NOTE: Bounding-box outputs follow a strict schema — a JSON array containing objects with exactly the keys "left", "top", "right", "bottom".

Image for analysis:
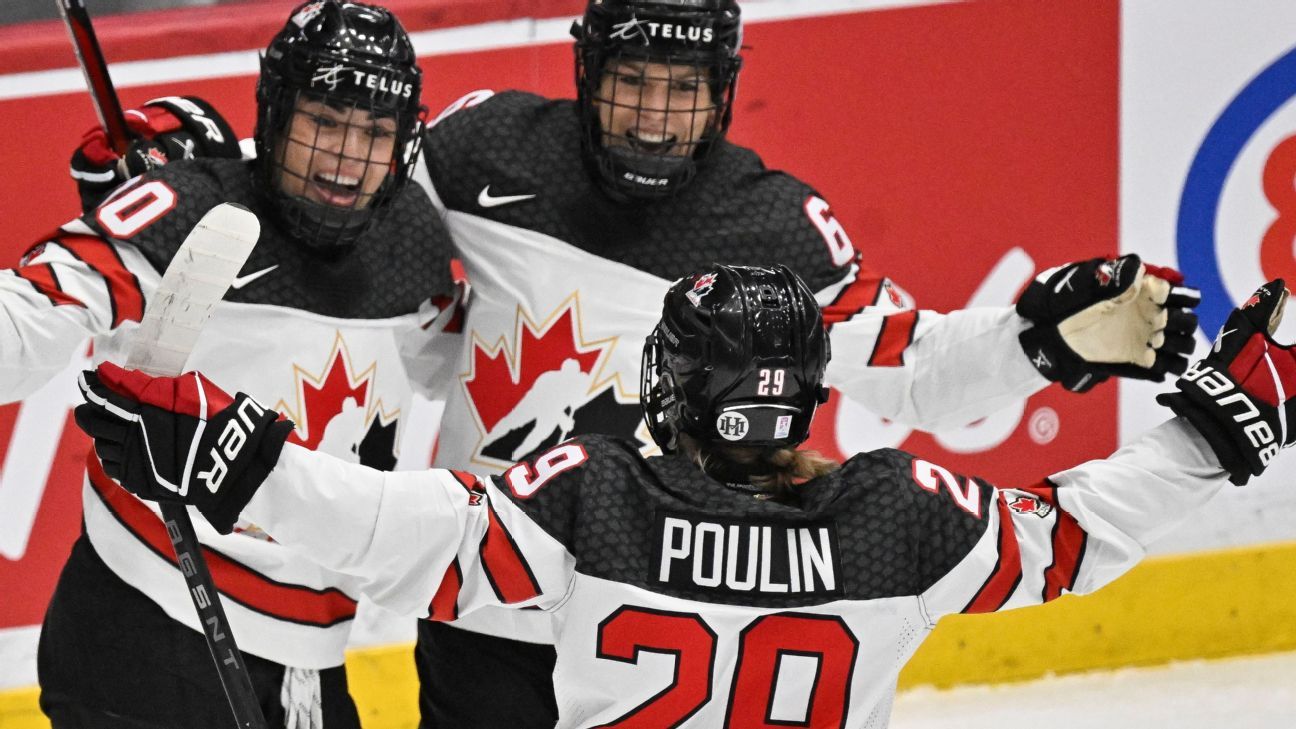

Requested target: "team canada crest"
[
  {"left": 1094, "top": 257, "right": 1126, "bottom": 287},
  {"left": 275, "top": 334, "right": 400, "bottom": 470},
  {"left": 462, "top": 295, "right": 643, "bottom": 466},
  {"left": 881, "top": 279, "right": 905, "bottom": 308},
  {"left": 685, "top": 272, "right": 718, "bottom": 307},
  {"left": 291, "top": 1, "right": 326, "bottom": 27},
  {"left": 1007, "top": 494, "right": 1053, "bottom": 518}
]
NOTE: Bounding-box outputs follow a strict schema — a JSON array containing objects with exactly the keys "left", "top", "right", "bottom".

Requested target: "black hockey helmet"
[
  {"left": 641, "top": 264, "right": 830, "bottom": 454},
  {"left": 572, "top": 0, "right": 743, "bottom": 201},
  {"left": 255, "top": 0, "right": 426, "bottom": 250}
]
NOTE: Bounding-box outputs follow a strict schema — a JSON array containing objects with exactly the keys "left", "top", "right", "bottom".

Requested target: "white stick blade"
[{"left": 126, "top": 202, "right": 261, "bottom": 377}]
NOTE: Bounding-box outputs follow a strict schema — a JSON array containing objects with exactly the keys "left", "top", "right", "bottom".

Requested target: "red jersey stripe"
[
  {"left": 57, "top": 234, "right": 144, "bottom": 327},
  {"left": 1043, "top": 509, "right": 1087, "bottom": 601},
  {"left": 16, "top": 264, "right": 85, "bottom": 307},
  {"left": 450, "top": 470, "right": 480, "bottom": 492},
  {"left": 868, "top": 310, "right": 919, "bottom": 367},
  {"left": 1017, "top": 481, "right": 1089, "bottom": 602},
  {"left": 822, "top": 265, "right": 883, "bottom": 327},
  {"left": 86, "top": 453, "right": 359, "bottom": 627},
  {"left": 423, "top": 260, "right": 469, "bottom": 333},
  {"left": 449, "top": 469, "right": 486, "bottom": 506},
  {"left": 427, "top": 559, "right": 463, "bottom": 622},
  {"left": 962, "top": 494, "right": 1023, "bottom": 614},
  {"left": 479, "top": 504, "right": 542, "bottom": 604}
]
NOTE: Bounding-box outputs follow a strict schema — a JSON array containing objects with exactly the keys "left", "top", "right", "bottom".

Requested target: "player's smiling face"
[
  {"left": 276, "top": 97, "right": 397, "bottom": 210},
  {"left": 595, "top": 59, "right": 716, "bottom": 158}
]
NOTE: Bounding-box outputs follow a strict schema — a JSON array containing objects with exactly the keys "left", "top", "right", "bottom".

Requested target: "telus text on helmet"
[
  {"left": 610, "top": 17, "right": 716, "bottom": 45},
  {"left": 309, "top": 64, "right": 414, "bottom": 98}
]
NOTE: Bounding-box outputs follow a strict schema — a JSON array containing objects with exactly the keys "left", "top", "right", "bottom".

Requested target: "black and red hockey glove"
[
  {"left": 74, "top": 362, "right": 294, "bottom": 533},
  {"left": 1158, "top": 280, "right": 1296, "bottom": 485},
  {"left": 1017, "top": 254, "right": 1201, "bottom": 392},
  {"left": 70, "top": 96, "right": 241, "bottom": 214}
]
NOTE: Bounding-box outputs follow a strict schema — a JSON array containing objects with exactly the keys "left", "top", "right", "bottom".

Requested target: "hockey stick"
[
  {"left": 125, "top": 203, "right": 268, "bottom": 729},
  {"left": 54, "top": 0, "right": 131, "bottom": 154},
  {"left": 55, "top": 5, "right": 267, "bottom": 722}
]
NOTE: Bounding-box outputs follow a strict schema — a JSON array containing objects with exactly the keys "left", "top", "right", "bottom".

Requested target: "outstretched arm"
[
  {"left": 917, "top": 280, "right": 1292, "bottom": 619},
  {"left": 821, "top": 255, "right": 1199, "bottom": 431},
  {"left": 242, "top": 444, "right": 574, "bottom": 619},
  {"left": 75, "top": 361, "right": 575, "bottom": 620},
  {"left": 824, "top": 293, "right": 1044, "bottom": 431},
  {"left": 0, "top": 219, "right": 158, "bottom": 402},
  {"left": 918, "top": 416, "right": 1225, "bottom": 619}
]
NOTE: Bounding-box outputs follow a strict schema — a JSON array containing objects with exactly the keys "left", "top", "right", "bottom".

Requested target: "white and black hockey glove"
[
  {"left": 1017, "top": 254, "right": 1201, "bottom": 393},
  {"left": 70, "top": 96, "right": 240, "bottom": 215},
  {"left": 1158, "top": 280, "right": 1296, "bottom": 486},
  {"left": 74, "top": 362, "right": 294, "bottom": 534}
]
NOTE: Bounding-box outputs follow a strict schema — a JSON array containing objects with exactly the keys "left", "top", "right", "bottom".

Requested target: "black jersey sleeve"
[
  {"left": 422, "top": 90, "right": 551, "bottom": 213},
  {"left": 484, "top": 434, "right": 622, "bottom": 550},
  {"left": 86, "top": 161, "right": 229, "bottom": 275}
]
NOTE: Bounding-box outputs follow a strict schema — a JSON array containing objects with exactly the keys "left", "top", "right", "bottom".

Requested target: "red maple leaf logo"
[
  {"left": 463, "top": 300, "right": 612, "bottom": 435},
  {"left": 1007, "top": 495, "right": 1053, "bottom": 518},
  {"left": 882, "top": 279, "right": 904, "bottom": 308},
  {"left": 276, "top": 334, "right": 394, "bottom": 452}
]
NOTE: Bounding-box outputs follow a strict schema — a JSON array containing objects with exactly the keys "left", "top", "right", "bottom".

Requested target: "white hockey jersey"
[
  {"left": 242, "top": 418, "right": 1227, "bottom": 727},
  {"left": 418, "top": 89, "right": 1045, "bottom": 476},
  {"left": 0, "top": 159, "right": 458, "bottom": 668},
  {"left": 414, "top": 91, "right": 1047, "bottom": 641}
]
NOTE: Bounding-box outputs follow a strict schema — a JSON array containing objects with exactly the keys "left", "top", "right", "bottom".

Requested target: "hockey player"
[
  {"left": 73, "top": 266, "right": 1294, "bottom": 729},
  {"left": 411, "top": 2, "right": 1201, "bottom": 723},
  {"left": 15, "top": 2, "right": 457, "bottom": 727},
  {"left": 67, "top": 1, "right": 1201, "bottom": 725}
]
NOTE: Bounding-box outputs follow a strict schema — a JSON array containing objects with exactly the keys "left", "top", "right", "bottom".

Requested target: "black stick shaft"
[
  {"left": 53, "top": 6, "right": 270, "bottom": 727},
  {"left": 161, "top": 503, "right": 269, "bottom": 729},
  {"left": 55, "top": 0, "right": 131, "bottom": 154}
]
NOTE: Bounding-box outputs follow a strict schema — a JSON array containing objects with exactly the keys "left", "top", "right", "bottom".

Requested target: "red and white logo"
[
  {"left": 291, "top": 1, "right": 326, "bottom": 27},
  {"left": 275, "top": 334, "right": 400, "bottom": 470},
  {"left": 881, "top": 279, "right": 905, "bottom": 309},
  {"left": 144, "top": 147, "right": 168, "bottom": 168},
  {"left": 1094, "top": 257, "right": 1124, "bottom": 287},
  {"left": 1007, "top": 494, "right": 1054, "bottom": 518},
  {"left": 462, "top": 296, "right": 641, "bottom": 467},
  {"left": 685, "top": 273, "right": 718, "bottom": 308}
]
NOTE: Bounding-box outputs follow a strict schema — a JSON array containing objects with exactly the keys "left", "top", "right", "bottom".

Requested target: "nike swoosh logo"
[
  {"left": 230, "top": 265, "right": 279, "bottom": 290},
  {"left": 478, "top": 185, "right": 536, "bottom": 208}
]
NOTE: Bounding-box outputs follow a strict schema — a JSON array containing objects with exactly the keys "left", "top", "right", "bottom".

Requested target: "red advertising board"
[{"left": 0, "top": 0, "right": 1118, "bottom": 643}]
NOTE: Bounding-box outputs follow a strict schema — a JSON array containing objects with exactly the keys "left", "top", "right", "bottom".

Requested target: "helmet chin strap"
[{"left": 596, "top": 141, "right": 700, "bottom": 201}]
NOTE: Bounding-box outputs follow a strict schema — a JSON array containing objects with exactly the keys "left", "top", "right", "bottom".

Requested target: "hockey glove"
[
  {"left": 70, "top": 96, "right": 240, "bottom": 214},
  {"left": 74, "top": 362, "right": 294, "bottom": 534},
  {"left": 1017, "top": 254, "right": 1201, "bottom": 392},
  {"left": 1158, "top": 280, "right": 1296, "bottom": 485}
]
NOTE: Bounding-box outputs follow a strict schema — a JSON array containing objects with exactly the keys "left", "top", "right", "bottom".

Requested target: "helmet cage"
[
  {"left": 574, "top": 0, "right": 742, "bottom": 201},
  {"left": 642, "top": 265, "right": 830, "bottom": 454},
  {"left": 255, "top": 1, "right": 426, "bottom": 250}
]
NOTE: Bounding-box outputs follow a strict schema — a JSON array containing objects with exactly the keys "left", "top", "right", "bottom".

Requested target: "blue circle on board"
[{"left": 1176, "top": 44, "right": 1296, "bottom": 336}]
